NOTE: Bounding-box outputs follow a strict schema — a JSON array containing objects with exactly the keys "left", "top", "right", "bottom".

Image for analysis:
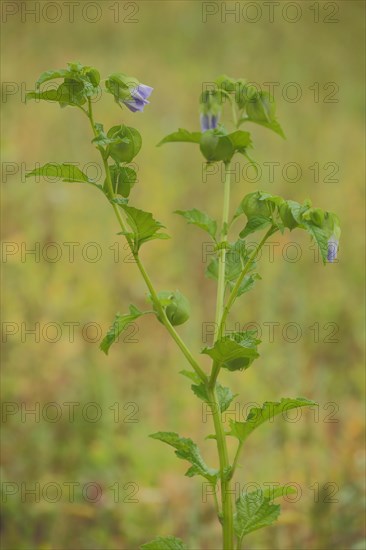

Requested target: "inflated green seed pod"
[
  {"left": 107, "top": 125, "right": 142, "bottom": 163},
  {"left": 199, "top": 130, "right": 234, "bottom": 163},
  {"left": 153, "top": 290, "right": 190, "bottom": 326}
]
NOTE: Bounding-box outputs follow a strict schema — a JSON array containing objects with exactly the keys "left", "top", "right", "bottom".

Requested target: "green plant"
[{"left": 26, "top": 64, "right": 341, "bottom": 550}]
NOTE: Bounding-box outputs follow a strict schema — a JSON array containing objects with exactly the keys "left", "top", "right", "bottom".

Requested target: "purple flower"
[
  {"left": 200, "top": 112, "right": 220, "bottom": 132},
  {"left": 327, "top": 236, "right": 339, "bottom": 262},
  {"left": 123, "top": 83, "right": 153, "bottom": 112}
]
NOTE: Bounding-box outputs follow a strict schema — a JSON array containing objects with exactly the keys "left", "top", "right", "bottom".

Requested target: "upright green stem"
[
  {"left": 209, "top": 161, "right": 234, "bottom": 549},
  {"left": 214, "top": 162, "right": 231, "bottom": 338}
]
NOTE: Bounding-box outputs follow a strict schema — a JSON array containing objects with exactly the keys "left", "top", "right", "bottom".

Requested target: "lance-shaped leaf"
[
  {"left": 150, "top": 431, "right": 219, "bottom": 483},
  {"left": 158, "top": 128, "right": 202, "bottom": 146},
  {"left": 229, "top": 397, "right": 317, "bottom": 443},
  {"left": 141, "top": 536, "right": 187, "bottom": 550},
  {"left": 202, "top": 332, "right": 260, "bottom": 372},
  {"left": 191, "top": 382, "right": 237, "bottom": 413},
  {"left": 234, "top": 486, "right": 296, "bottom": 541},
  {"left": 100, "top": 305, "right": 143, "bottom": 355},
  {"left": 175, "top": 208, "right": 217, "bottom": 240},
  {"left": 25, "top": 163, "right": 101, "bottom": 189},
  {"left": 119, "top": 205, "right": 170, "bottom": 251}
]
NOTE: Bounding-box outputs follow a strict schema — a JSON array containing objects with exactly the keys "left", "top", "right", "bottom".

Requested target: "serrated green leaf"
[
  {"left": 202, "top": 332, "right": 260, "bottom": 372},
  {"left": 141, "top": 536, "right": 187, "bottom": 550},
  {"left": 158, "top": 128, "right": 202, "bottom": 146},
  {"left": 35, "top": 68, "right": 70, "bottom": 87},
  {"left": 229, "top": 397, "right": 317, "bottom": 443},
  {"left": 119, "top": 205, "right": 170, "bottom": 251},
  {"left": 175, "top": 208, "right": 217, "bottom": 240},
  {"left": 25, "top": 163, "right": 101, "bottom": 188},
  {"left": 100, "top": 305, "right": 143, "bottom": 355},
  {"left": 191, "top": 383, "right": 237, "bottom": 413},
  {"left": 150, "top": 432, "right": 218, "bottom": 482},
  {"left": 28, "top": 63, "right": 99, "bottom": 108},
  {"left": 235, "top": 488, "right": 288, "bottom": 541}
]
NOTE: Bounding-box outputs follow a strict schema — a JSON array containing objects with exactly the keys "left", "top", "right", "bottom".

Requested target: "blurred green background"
[{"left": 1, "top": 1, "right": 365, "bottom": 549}]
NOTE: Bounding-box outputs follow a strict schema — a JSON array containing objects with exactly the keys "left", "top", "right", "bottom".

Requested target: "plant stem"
[
  {"left": 207, "top": 387, "right": 234, "bottom": 549},
  {"left": 214, "top": 162, "right": 231, "bottom": 339},
  {"left": 208, "top": 161, "right": 234, "bottom": 549}
]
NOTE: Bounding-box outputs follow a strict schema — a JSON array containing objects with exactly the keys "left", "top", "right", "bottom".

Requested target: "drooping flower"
[
  {"left": 327, "top": 235, "right": 339, "bottom": 262},
  {"left": 123, "top": 83, "right": 153, "bottom": 112},
  {"left": 200, "top": 90, "right": 221, "bottom": 132},
  {"left": 200, "top": 112, "right": 220, "bottom": 131}
]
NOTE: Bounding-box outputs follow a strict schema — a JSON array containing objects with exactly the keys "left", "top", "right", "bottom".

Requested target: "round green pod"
[
  {"left": 107, "top": 125, "right": 142, "bottom": 163},
  {"left": 153, "top": 290, "right": 190, "bottom": 326},
  {"left": 200, "top": 130, "right": 234, "bottom": 163}
]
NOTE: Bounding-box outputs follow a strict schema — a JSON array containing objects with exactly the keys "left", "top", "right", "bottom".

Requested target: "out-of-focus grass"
[{"left": 1, "top": 1, "right": 365, "bottom": 549}]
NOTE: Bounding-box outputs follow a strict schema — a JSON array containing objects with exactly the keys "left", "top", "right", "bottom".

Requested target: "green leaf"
[
  {"left": 303, "top": 222, "right": 329, "bottom": 263},
  {"left": 57, "top": 79, "right": 87, "bottom": 107},
  {"left": 141, "top": 536, "right": 187, "bottom": 550},
  {"left": 234, "top": 487, "right": 293, "bottom": 540},
  {"left": 25, "top": 163, "right": 101, "bottom": 188},
  {"left": 158, "top": 128, "right": 202, "bottom": 146},
  {"left": 246, "top": 117, "right": 285, "bottom": 139},
  {"left": 26, "top": 89, "right": 63, "bottom": 103},
  {"left": 229, "top": 397, "right": 317, "bottom": 443},
  {"left": 150, "top": 432, "right": 219, "bottom": 482},
  {"left": 191, "top": 383, "right": 237, "bottom": 413},
  {"left": 119, "top": 205, "right": 170, "bottom": 251},
  {"left": 227, "top": 130, "right": 252, "bottom": 152},
  {"left": 175, "top": 208, "right": 217, "bottom": 240},
  {"left": 35, "top": 68, "right": 70, "bottom": 87},
  {"left": 202, "top": 332, "right": 260, "bottom": 372},
  {"left": 28, "top": 63, "right": 100, "bottom": 108},
  {"left": 109, "top": 165, "right": 137, "bottom": 198},
  {"left": 179, "top": 370, "right": 201, "bottom": 384},
  {"left": 245, "top": 91, "right": 285, "bottom": 138},
  {"left": 236, "top": 273, "right": 262, "bottom": 297},
  {"left": 100, "top": 305, "right": 143, "bottom": 355}
]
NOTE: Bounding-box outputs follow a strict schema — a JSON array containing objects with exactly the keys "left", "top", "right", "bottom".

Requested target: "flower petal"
[
  {"left": 137, "top": 84, "right": 153, "bottom": 100},
  {"left": 200, "top": 114, "right": 210, "bottom": 132},
  {"left": 327, "top": 236, "right": 339, "bottom": 262}
]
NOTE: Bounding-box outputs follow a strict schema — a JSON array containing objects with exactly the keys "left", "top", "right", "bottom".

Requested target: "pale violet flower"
[
  {"left": 200, "top": 112, "right": 220, "bottom": 132},
  {"left": 327, "top": 235, "right": 339, "bottom": 262},
  {"left": 123, "top": 84, "right": 153, "bottom": 112}
]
